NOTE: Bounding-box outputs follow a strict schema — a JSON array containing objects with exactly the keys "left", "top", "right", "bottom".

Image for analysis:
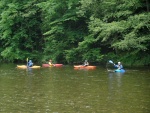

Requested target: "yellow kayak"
[{"left": 17, "top": 65, "right": 41, "bottom": 69}]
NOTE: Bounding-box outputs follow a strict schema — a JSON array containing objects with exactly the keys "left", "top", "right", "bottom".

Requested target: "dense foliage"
[{"left": 0, "top": 0, "right": 150, "bottom": 65}]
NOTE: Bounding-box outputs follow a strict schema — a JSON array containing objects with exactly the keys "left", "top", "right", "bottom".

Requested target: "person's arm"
[
  {"left": 120, "top": 65, "right": 123, "bottom": 69},
  {"left": 117, "top": 65, "right": 123, "bottom": 70},
  {"left": 83, "top": 62, "right": 86, "bottom": 66},
  {"left": 87, "top": 62, "right": 89, "bottom": 66},
  {"left": 49, "top": 62, "right": 52, "bottom": 65},
  {"left": 114, "top": 64, "right": 117, "bottom": 68}
]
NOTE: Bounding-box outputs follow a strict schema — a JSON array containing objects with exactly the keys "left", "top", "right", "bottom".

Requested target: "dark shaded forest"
[{"left": 0, "top": 0, "right": 150, "bottom": 66}]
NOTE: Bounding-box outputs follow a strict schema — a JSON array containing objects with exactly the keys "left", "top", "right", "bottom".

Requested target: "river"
[{"left": 0, "top": 63, "right": 149, "bottom": 113}]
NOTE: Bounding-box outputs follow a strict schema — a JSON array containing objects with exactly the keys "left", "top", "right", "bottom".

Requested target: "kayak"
[
  {"left": 74, "top": 65, "right": 96, "bottom": 70},
  {"left": 42, "top": 64, "right": 63, "bottom": 67},
  {"left": 54, "top": 64, "right": 63, "bottom": 67},
  {"left": 17, "top": 65, "right": 41, "bottom": 69},
  {"left": 115, "top": 69, "right": 125, "bottom": 73}
]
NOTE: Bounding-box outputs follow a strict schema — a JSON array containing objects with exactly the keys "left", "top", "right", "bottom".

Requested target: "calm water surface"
[{"left": 0, "top": 63, "right": 149, "bottom": 113}]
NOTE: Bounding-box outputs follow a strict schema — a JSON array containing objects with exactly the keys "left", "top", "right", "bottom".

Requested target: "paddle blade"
[
  {"left": 109, "top": 60, "right": 113, "bottom": 64},
  {"left": 26, "top": 58, "right": 28, "bottom": 62}
]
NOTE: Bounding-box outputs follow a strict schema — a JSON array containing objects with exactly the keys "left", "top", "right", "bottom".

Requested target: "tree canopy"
[{"left": 0, "top": 0, "right": 150, "bottom": 66}]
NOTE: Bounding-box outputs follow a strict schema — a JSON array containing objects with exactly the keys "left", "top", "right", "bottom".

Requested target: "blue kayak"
[{"left": 115, "top": 69, "right": 125, "bottom": 73}]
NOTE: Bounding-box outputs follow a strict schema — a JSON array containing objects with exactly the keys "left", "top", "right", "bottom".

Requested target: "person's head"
[
  {"left": 29, "top": 60, "right": 32, "bottom": 62},
  {"left": 118, "top": 62, "right": 121, "bottom": 65},
  {"left": 85, "top": 60, "right": 87, "bottom": 62},
  {"left": 49, "top": 59, "right": 52, "bottom": 62}
]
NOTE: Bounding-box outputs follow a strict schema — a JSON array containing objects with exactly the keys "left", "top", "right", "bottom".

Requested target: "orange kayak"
[
  {"left": 42, "top": 64, "right": 63, "bottom": 67},
  {"left": 74, "top": 65, "right": 96, "bottom": 70},
  {"left": 17, "top": 65, "right": 41, "bottom": 69}
]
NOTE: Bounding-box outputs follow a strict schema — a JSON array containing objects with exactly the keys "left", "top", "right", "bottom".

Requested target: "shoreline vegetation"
[{"left": 0, "top": 0, "right": 150, "bottom": 66}]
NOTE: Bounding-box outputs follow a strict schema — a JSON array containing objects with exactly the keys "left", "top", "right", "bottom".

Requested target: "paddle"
[
  {"left": 109, "top": 60, "right": 115, "bottom": 65},
  {"left": 107, "top": 60, "right": 115, "bottom": 72},
  {"left": 26, "top": 58, "right": 29, "bottom": 68}
]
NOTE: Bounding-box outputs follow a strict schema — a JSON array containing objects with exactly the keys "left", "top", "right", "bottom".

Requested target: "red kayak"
[
  {"left": 42, "top": 64, "right": 63, "bottom": 67},
  {"left": 74, "top": 65, "right": 96, "bottom": 70}
]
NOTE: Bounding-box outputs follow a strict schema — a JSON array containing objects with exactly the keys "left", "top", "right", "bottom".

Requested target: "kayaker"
[
  {"left": 28, "top": 60, "right": 33, "bottom": 67},
  {"left": 83, "top": 60, "right": 89, "bottom": 66},
  {"left": 114, "top": 62, "right": 123, "bottom": 70},
  {"left": 49, "top": 59, "right": 54, "bottom": 66}
]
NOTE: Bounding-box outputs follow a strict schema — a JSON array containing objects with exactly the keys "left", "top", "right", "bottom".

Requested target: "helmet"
[{"left": 118, "top": 62, "right": 121, "bottom": 64}]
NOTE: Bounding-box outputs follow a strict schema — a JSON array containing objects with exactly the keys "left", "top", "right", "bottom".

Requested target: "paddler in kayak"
[
  {"left": 83, "top": 60, "right": 89, "bottom": 66},
  {"left": 49, "top": 59, "right": 54, "bottom": 66},
  {"left": 114, "top": 62, "right": 123, "bottom": 70},
  {"left": 28, "top": 60, "right": 33, "bottom": 67}
]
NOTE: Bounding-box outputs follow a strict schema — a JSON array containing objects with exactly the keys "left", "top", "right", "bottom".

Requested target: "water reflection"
[
  {"left": 108, "top": 71, "right": 124, "bottom": 87},
  {"left": 26, "top": 69, "right": 33, "bottom": 92},
  {"left": 26, "top": 68, "right": 33, "bottom": 75},
  {"left": 0, "top": 64, "right": 150, "bottom": 112},
  {"left": 108, "top": 72, "right": 125, "bottom": 110}
]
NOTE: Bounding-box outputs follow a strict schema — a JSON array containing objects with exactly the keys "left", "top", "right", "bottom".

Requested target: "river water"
[{"left": 0, "top": 63, "right": 149, "bottom": 113}]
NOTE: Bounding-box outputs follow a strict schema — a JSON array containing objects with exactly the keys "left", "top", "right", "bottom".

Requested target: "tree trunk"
[{"left": 146, "top": 0, "right": 149, "bottom": 12}]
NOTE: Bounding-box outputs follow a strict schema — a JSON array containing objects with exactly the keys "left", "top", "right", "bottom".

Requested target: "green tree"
[
  {"left": 37, "top": 0, "right": 88, "bottom": 63},
  {"left": 0, "top": 0, "right": 43, "bottom": 62},
  {"left": 0, "top": 0, "right": 149, "bottom": 65},
  {"left": 78, "top": 0, "right": 150, "bottom": 65}
]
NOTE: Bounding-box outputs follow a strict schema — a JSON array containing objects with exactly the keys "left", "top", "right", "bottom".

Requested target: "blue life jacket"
[
  {"left": 114, "top": 64, "right": 123, "bottom": 69},
  {"left": 28, "top": 60, "right": 33, "bottom": 67}
]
